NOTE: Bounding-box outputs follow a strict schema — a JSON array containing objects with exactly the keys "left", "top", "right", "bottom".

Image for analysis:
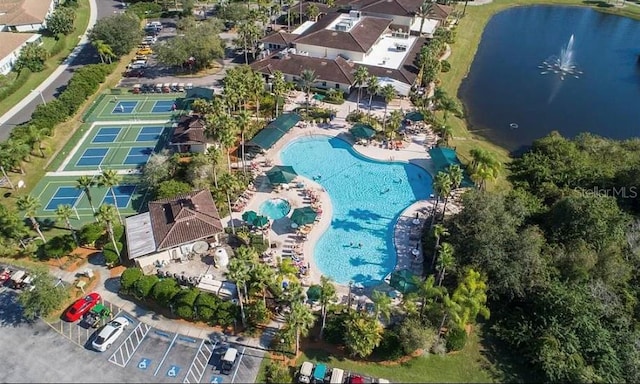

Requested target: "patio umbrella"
[
  {"left": 290, "top": 206, "right": 317, "bottom": 226},
  {"left": 306, "top": 284, "right": 322, "bottom": 302},
  {"left": 389, "top": 269, "right": 419, "bottom": 294},
  {"left": 242, "top": 210, "right": 257, "bottom": 223},
  {"left": 349, "top": 123, "right": 376, "bottom": 139},
  {"left": 405, "top": 111, "right": 424, "bottom": 122},
  {"left": 253, "top": 215, "right": 269, "bottom": 228},
  {"left": 266, "top": 165, "right": 298, "bottom": 185}
]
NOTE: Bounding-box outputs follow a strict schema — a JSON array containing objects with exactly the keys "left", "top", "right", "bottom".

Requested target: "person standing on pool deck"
[{"left": 171, "top": 103, "right": 177, "bottom": 111}]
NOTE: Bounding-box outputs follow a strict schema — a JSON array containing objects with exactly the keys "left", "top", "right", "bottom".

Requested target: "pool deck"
[{"left": 222, "top": 118, "right": 462, "bottom": 301}]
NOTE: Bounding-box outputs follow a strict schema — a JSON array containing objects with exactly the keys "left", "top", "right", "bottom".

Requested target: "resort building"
[
  {"left": 0, "top": 0, "right": 59, "bottom": 32},
  {"left": 124, "top": 189, "right": 224, "bottom": 273},
  {"left": 170, "top": 114, "right": 208, "bottom": 153},
  {"left": 0, "top": 31, "right": 41, "bottom": 75}
]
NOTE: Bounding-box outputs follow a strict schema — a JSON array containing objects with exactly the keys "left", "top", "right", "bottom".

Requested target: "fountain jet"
[{"left": 539, "top": 34, "right": 582, "bottom": 80}]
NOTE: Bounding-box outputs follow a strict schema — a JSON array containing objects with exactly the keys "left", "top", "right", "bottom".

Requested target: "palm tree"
[
  {"left": 430, "top": 171, "right": 452, "bottom": 228},
  {"left": 248, "top": 72, "right": 264, "bottom": 120},
  {"left": 219, "top": 116, "right": 239, "bottom": 172},
  {"left": 76, "top": 175, "right": 96, "bottom": 213},
  {"left": 469, "top": 149, "right": 501, "bottom": 190},
  {"left": 438, "top": 124, "right": 453, "bottom": 146},
  {"left": 93, "top": 40, "right": 114, "bottom": 64},
  {"left": 250, "top": 263, "right": 275, "bottom": 306},
  {"left": 298, "top": 69, "right": 317, "bottom": 115},
  {"left": 26, "top": 125, "right": 45, "bottom": 157},
  {"left": 449, "top": 269, "right": 490, "bottom": 330},
  {"left": 417, "top": 275, "right": 445, "bottom": 319},
  {"left": 306, "top": 3, "right": 320, "bottom": 21},
  {"left": 366, "top": 75, "right": 380, "bottom": 116},
  {"left": 318, "top": 276, "right": 336, "bottom": 340},
  {"left": 271, "top": 71, "right": 288, "bottom": 118},
  {"left": 431, "top": 224, "right": 449, "bottom": 269},
  {"left": 94, "top": 204, "right": 120, "bottom": 257},
  {"left": 436, "top": 242, "right": 454, "bottom": 287},
  {"left": 235, "top": 110, "right": 252, "bottom": 175},
  {"left": 227, "top": 256, "right": 250, "bottom": 326},
  {"left": 218, "top": 173, "right": 242, "bottom": 234},
  {"left": 0, "top": 150, "right": 15, "bottom": 190},
  {"left": 56, "top": 204, "right": 78, "bottom": 245},
  {"left": 437, "top": 173, "right": 453, "bottom": 223},
  {"left": 285, "top": 0, "right": 295, "bottom": 30},
  {"left": 284, "top": 301, "right": 315, "bottom": 355},
  {"left": 97, "top": 169, "right": 122, "bottom": 225},
  {"left": 417, "top": 0, "right": 434, "bottom": 36},
  {"left": 447, "top": 164, "right": 464, "bottom": 190},
  {"left": 371, "top": 290, "right": 392, "bottom": 323},
  {"left": 386, "top": 110, "right": 404, "bottom": 141},
  {"left": 16, "top": 195, "right": 45, "bottom": 242},
  {"left": 353, "top": 66, "right": 369, "bottom": 111},
  {"left": 205, "top": 147, "right": 221, "bottom": 188},
  {"left": 380, "top": 84, "right": 396, "bottom": 130}
]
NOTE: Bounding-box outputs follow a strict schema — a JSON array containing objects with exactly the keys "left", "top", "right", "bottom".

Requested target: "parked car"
[
  {"left": 92, "top": 316, "right": 129, "bottom": 351},
  {"left": 221, "top": 347, "right": 239, "bottom": 374},
  {"left": 348, "top": 375, "right": 365, "bottom": 384},
  {"left": 81, "top": 303, "right": 112, "bottom": 328},
  {"left": 136, "top": 47, "right": 153, "bottom": 56},
  {"left": 0, "top": 268, "right": 12, "bottom": 285},
  {"left": 298, "top": 362, "right": 314, "bottom": 384},
  {"left": 63, "top": 293, "right": 101, "bottom": 322},
  {"left": 124, "top": 68, "right": 145, "bottom": 78}
]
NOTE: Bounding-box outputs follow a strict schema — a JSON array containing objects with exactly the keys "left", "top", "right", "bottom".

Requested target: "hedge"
[
  {"left": 103, "top": 240, "right": 122, "bottom": 266},
  {"left": 0, "top": 69, "right": 31, "bottom": 101}
]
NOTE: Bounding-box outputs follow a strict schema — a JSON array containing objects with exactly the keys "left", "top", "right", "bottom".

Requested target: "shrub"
[
  {"left": 246, "top": 300, "right": 270, "bottom": 327},
  {"left": 134, "top": 274, "right": 159, "bottom": 300},
  {"left": 41, "top": 234, "right": 75, "bottom": 260},
  {"left": 120, "top": 267, "right": 143, "bottom": 295},
  {"left": 324, "top": 311, "right": 348, "bottom": 345},
  {"left": 212, "top": 300, "right": 238, "bottom": 327},
  {"left": 151, "top": 278, "right": 181, "bottom": 306},
  {"left": 265, "top": 360, "right": 292, "bottom": 384},
  {"left": 397, "top": 316, "right": 437, "bottom": 355},
  {"left": 373, "top": 328, "right": 404, "bottom": 360},
  {"left": 79, "top": 222, "right": 104, "bottom": 246},
  {"left": 446, "top": 327, "right": 467, "bottom": 351},
  {"left": 155, "top": 180, "right": 192, "bottom": 199},
  {"left": 440, "top": 60, "right": 451, "bottom": 73},
  {"left": 194, "top": 292, "right": 219, "bottom": 322},
  {"left": 103, "top": 241, "right": 122, "bottom": 266},
  {"left": 172, "top": 287, "right": 200, "bottom": 320}
]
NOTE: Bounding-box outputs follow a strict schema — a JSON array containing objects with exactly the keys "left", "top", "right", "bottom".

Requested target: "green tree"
[
  {"left": 227, "top": 256, "right": 250, "bottom": 325},
  {"left": 155, "top": 20, "right": 224, "bottom": 70},
  {"left": 469, "top": 148, "right": 501, "bottom": 190},
  {"left": 446, "top": 164, "right": 464, "bottom": 190},
  {"left": 25, "top": 125, "right": 46, "bottom": 157},
  {"left": 271, "top": 70, "right": 288, "bottom": 118},
  {"left": 236, "top": 110, "right": 251, "bottom": 174},
  {"left": 19, "top": 267, "right": 69, "bottom": 320},
  {"left": 0, "top": 203, "right": 28, "bottom": 241},
  {"left": 92, "top": 40, "right": 115, "bottom": 64},
  {"left": 250, "top": 262, "right": 275, "bottom": 306},
  {"left": 97, "top": 169, "right": 122, "bottom": 224},
  {"left": 0, "top": 150, "right": 16, "bottom": 190},
  {"left": 14, "top": 42, "right": 48, "bottom": 72},
  {"left": 237, "top": 21, "right": 261, "bottom": 63},
  {"left": 46, "top": 6, "right": 76, "bottom": 36},
  {"left": 380, "top": 84, "right": 396, "bottom": 130},
  {"left": 55, "top": 204, "right": 78, "bottom": 245},
  {"left": 156, "top": 180, "right": 192, "bottom": 199},
  {"left": 16, "top": 194, "right": 45, "bottom": 242},
  {"left": 398, "top": 316, "right": 437, "bottom": 354},
  {"left": 284, "top": 301, "right": 315, "bottom": 355},
  {"left": 431, "top": 224, "right": 449, "bottom": 269},
  {"left": 141, "top": 150, "right": 171, "bottom": 188},
  {"left": 366, "top": 75, "right": 379, "bottom": 115},
  {"left": 430, "top": 171, "right": 452, "bottom": 228},
  {"left": 449, "top": 269, "right": 490, "bottom": 330},
  {"left": 298, "top": 69, "right": 317, "bottom": 114},
  {"left": 343, "top": 311, "right": 383, "bottom": 358},
  {"left": 353, "top": 66, "right": 369, "bottom": 111},
  {"left": 318, "top": 276, "right": 336, "bottom": 339},
  {"left": 436, "top": 242, "right": 454, "bottom": 286},
  {"left": 88, "top": 13, "right": 142, "bottom": 57},
  {"left": 120, "top": 267, "right": 143, "bottom": 295},
  {"left": 205, "top": 147, "right": 221, "bottom": 188},
  {"left": 371, "top": 290, "right": 391, "bottom": 323},
  {"left": 218, "top": 172, "right": 242, "bottom": 233},
  {"left": 417, "top": 275, "right": 445, "bottom": 319},
  {"left": 76, "top": 175, "right": 96, "bottom": 213},
  {"left": 94, "top": 204, "right": 120, "bottom": 258}
]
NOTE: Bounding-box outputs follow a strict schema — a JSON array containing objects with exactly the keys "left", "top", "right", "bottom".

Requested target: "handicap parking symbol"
[
  {"left": 211, "top": 376, "right": 223, "bottom": 383},
  {"left": 167, "top": 365, "right": 181, "bottom": 377},
  {"left": 138, "top": 358, "right": 151, "bottom": 370}
]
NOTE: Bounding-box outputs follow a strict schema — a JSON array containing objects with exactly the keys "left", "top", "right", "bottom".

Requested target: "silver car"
[{"left": 92, "top": 316, "right": 129, "bottom": 352}]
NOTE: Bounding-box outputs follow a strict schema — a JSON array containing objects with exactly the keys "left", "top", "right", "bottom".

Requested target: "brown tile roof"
[
  {"left": 0, "top": 0, "right": 53, "bottom": 26},
  {"left": 251, "top": 53, "right": 355, "bottom": 85},
  {"left": 148, "top": 189, "right": 223, "bottom": 250},
  {"left": 428, "top": 3, "right": 453, "bottom": 21},
  {"left": 172, "top": 114, "right": 207, "bottom": 144},
  {"left": 339, "top": 0, "right": 452, "bottom": 19},
  {"left": 293, "top": 13, "right": 392, "bottom": 53},
  {"left": 0, "top": 31, "right": 37, "bottom": 59},
  {"left": 260, "top": 31, "right": 297, "bottom": 46}
]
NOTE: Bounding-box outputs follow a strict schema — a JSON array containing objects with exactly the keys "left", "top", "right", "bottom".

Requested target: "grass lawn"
[
  {"left": 0, "top": 0, "right": 91, "bottom": 116},
  {"left": 439, "top": 0, "right": 640, "bottom": 191}
]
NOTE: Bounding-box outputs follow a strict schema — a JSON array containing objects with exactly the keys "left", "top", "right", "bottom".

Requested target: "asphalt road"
[{"left": 0, "top": 0, "right": 121, "bottom": 140}]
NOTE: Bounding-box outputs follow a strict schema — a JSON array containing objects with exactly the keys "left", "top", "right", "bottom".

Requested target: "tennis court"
[
  {"left": 124, "top": 147, "right": 153, "bottom": 166},
  {"left": 76, "top": 148, "right": 108, "bottom": 167},
  {"left": 92, "top": 127, "right": 122, "bottom": 143},
  {"left": 44, "top": 187, "right": 82, "bottom": 210},
  {"left": 152, "top": 100, "right": 176, "bottom": 113},
  {"left": 112, "top": 101, "right": 138, "bottom": 114},
  {"left": 102, "top": 185, "right": 137, "bottom": 207},
  {"left": 136, "top": 126, "right": 165, "bottom": 142}
]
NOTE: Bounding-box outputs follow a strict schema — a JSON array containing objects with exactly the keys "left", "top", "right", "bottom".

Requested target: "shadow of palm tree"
[
  {"left": 331, "top": 218, "right": 364, "bottom": 232},
  {"left": 349, "top": 255, "right": 384, "bottom": 267},
  {"left": 348, "top": 208, "right": 383, "bottom": 222}
]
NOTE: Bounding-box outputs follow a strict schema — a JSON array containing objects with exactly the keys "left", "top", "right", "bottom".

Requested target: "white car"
[{"left": 92, "top": 316, "right": 129, "bottom": 352}]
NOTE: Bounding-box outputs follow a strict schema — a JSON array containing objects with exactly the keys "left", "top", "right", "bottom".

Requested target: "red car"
[{"left": 63, "top": 293, "right": 101, "bottom": 322}]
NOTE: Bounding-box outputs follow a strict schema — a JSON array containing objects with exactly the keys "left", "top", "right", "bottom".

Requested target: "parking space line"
[
  {"left": 108, "top": 322, "right": 150, "bottom": 367},
  {"left": 183, "top": 340, "right": 216, "bottom": 383},
  {"left": 154, "top": 333, "right": 178, "bottom": 376},
  {"left": 231, "top": 347, "right": 245, "bottom": 383}
]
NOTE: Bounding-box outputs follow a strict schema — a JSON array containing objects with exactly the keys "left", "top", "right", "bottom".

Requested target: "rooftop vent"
[{"left": 349, "top": 10, "right": 361, "bottom": 19}]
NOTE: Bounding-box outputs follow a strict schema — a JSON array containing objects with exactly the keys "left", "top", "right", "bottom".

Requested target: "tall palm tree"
[
  {"left": 299, "top": 69, "right": 317, "bottom": 115},
  {"left": 97, "top": 169, "right": 122, "bottom": 225},
  {"left": 285, "top": 0, "right": 295, "bottom": 30},
  {"left": 205, "top": 147, "right": 221, "bottom": 188},
  {"left": 55, "top": 204, "right": 78, "bottom": 245},
  {"left": 386, "top": 109, "right": 404, "bottom": 141},
  {"left": 436, "top": 242, "right": 454, "bottom": 287},
  {"left": 417, "top": 275, "right": 445, "bottom": 319},
  {"left": 284, "top": 301, "right": 315, "bottom": 355},
  {"left": 235, "top": 110, "right": 252, "bottom": 175},
  {"left": 431, "top": 224, "right": 449, "bottom": 269},
  {"left": 430, "top": 171, "right": 452, "bottom": 228},
  {"left": 93, "top": 40, "right": 114, "bottom": 64},
  {"left": 271, "top": 70, "right": 288, "bottom": 118},
  {"left": 95, "top": 204, "right": 120, "bottom": 257},
  {"left": 16, "top": 195, "right": 45, "bottom": 242},
  {"left": 0, "top": 150, "right": 16, "bottom": 190},
  {"left": 306, "top": 3, "right": 320, "bottom": 21},
  {"left": 227, "top": 256, "right": 250, "bottom": 326},
  {"left": 447, "top": 164, "right": 464, "bottom": 190},
  {"left": 76, "top": 175, "right": 96, "bottom": 213},
  {"left": 371, "top": 290, "right": 392, "bottom": 323},
  {"left": 438, "top": 173, "right": 453, "bottom": 223},
  {"left": 449, "top": 269, "right": 490, "bottom": 330},
  {"left": 248, "top": 72, "right": 264, "bottom": 120},
  {"left": 218, "top": 172, "right": 242, "bottom": 234},
  {"left": 318, "top": 276, "right": 336, "bottom": 340},
  {"left": 219, "top": 116, "right": 239, "bottom": 172},
  {"left": 469, "top": 148, "right": 501, "bottom": 191},
  {"left": 366, "top": 75, "right": 380, "bottom": 116},
  {"left": 353, "top": 66, "right": 369, "bottom": 111},
  {"left": 250, "top": 262, "right": 275, "bottom": 306},
  {"left": 380, "top": 84, "right": 396, "bottom": 130},
  {"left": 417, "top": 0, "right": 434, "bottom": 36}
]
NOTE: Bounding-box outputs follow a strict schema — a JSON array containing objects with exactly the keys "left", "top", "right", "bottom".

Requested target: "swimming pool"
[
  {"left": 260, "top": 198, "right": 291, "bottom": 220},
  {"left": 280, "top": 135, "right": 432, "bottom": 286}
]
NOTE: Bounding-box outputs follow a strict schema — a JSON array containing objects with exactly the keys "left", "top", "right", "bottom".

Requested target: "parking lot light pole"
[{"left": 32, "top": 89, "right": 46, "bottom": 105}]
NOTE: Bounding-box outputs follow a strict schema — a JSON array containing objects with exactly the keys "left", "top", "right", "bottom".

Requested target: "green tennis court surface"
[{"left": 83, "top": 93, "right": 188, "bottom": 122}]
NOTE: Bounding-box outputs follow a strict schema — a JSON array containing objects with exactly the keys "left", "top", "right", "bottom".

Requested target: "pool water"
[
  {"left": 280, "top": 136, "right": 432, "bottom": 286},
  {"left": 260, "top": 198, "right": 291, "bottom": 220}
]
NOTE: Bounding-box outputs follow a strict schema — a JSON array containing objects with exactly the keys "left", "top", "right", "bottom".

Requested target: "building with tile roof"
[
  {"left": 0, "top": 31, "right": 40, "bottom": 75},
  {"left": 170, "top": 114, "right": 208, "bottom": 153},
  {"left": 0, "top": 0, "right": 59, "bottom": 32}
]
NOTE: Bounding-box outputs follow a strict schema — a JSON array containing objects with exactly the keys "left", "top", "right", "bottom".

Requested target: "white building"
[
  {"left": 0, "top": 0, "right": 59, "bottom": 32},
  {"left": 0, "top": 31, "right": 41, "bottom": 75}
]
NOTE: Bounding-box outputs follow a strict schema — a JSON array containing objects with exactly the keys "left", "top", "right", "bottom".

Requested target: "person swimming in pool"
[{"left": 119, "top": 104, "right": 125, "bottom": 112}]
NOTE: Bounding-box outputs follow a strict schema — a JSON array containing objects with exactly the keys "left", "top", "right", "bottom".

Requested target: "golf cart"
[{"left": 82, "top": 303, "right": 111, "bottom": 328}]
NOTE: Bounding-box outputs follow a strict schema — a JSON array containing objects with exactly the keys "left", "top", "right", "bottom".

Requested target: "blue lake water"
[
  {"left": 280, "top": 135, "right": 432, "bottom": 286},
  {"left": 459, "top": 6, "right": 640, "bottom": 152}
]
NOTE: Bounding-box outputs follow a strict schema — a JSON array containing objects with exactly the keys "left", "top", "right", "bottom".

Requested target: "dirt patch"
[{"left": 110, "top": 265, "right": 126, "bottom": 278}]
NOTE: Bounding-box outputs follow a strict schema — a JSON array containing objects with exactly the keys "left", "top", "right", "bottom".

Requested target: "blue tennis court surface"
[
  {"left": 76, "top": 148, "right": 108, "bottom": 166},
  {"left": 152, "top": 100, "right": 175, "bottom": 113},
  {"left": 92, "top": 127, "right": 121, "bottom": 143},
  {"left": 112, "top": 101, "right": 137, "bottom": 114},
  {"left": 136, "top": 126, "right": 164, "bottom": 142},
  {"left": 124, "top": 147, "right": 153, "bottom": 165},
  {"left": 46, "top": 187, "right": 82, "bottom": 210},
  {"left": 102, "top": 185, "right": 136, "bottom": 207}
]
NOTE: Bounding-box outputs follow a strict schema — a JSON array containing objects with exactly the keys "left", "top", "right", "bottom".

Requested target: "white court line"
[
  {"left": 231, "top": 347, "right": 245, "bottom": 383},
  {"left": 154, "top": 332, "right": 178, "bottom": 376}
]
